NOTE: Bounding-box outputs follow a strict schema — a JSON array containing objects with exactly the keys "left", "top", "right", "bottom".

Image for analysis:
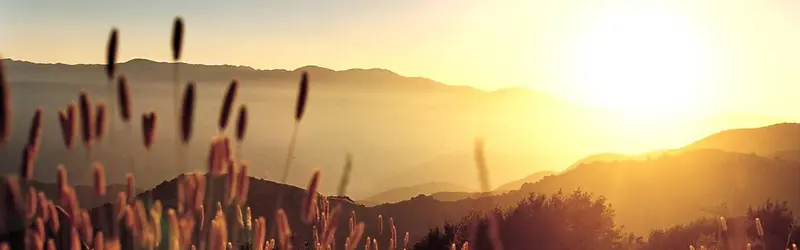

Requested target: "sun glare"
[{"left": 566, "top": 4, "right": 714, "bottom": 121}]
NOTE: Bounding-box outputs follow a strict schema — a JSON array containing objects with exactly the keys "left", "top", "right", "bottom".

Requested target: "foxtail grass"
[
  {"left": 95, "top": 102, "right": 107, "bottom": 143},
  {"left": 378, "top": 214, "right": 383, "bottom": 235},
  {"left": 140, "top": 110, "right": 157, "bottom": 204},
  {"left": 236, "top": 162, "right": 249, "bottom": 205},
  {"left": 180, "top": 82, "right": 196, "bottom": 144},
  {"left": 172, "top": 17, "right": 184, "bottom": 141},
  {"left": 21, "top": 142, "right": 36, "bottom": 183},
  {"left": 26, "top": 108, "right": 42, "bottom": 152},
  {"left": 57, "top": 105, "right": 75, "bottom": 150},
  {"left": 116, "top": 76, "right": 131, "bottom": 123},
  {"left": 472, "top": 137, "right": 504, "bottom": 250},
  {"left": 22, "top": 108, "right": 42, "bottom": 183},
  {"left": 219, "top": 80, "right": 238, "bottom": 132},
  {"left": 106, "top": 28, "right": 118, "bottom": 145},
  {"left": 337, "top": 153, "right": 353, "bottom": 197},
  {"left": 177, "top": 82, "right": 196, "bottom": 217},
  {"left": 403, "top": 232, "right": 409, "bottom": 249},
  {"left": 280, "top": 72, "right": 309, "bottom": 183},
  {"left": 142, "top": 111, "right": 156, "bottom": 150},
  {"left": 275, "top": 72, "right": 311, "bottom": 223},
  {"left": 78, "top": 91, "right": 94, "bottom": 163},
  {"left": 141, "top": 109, "right": 157, "bottom": 206},
  {"left": 172, "top": 19, "right": 185, "bottom": 202},
  {"left": 235, "top": 104, "right": 247, "bottom": 163},
  {"left": 346, "top": 222, "right": 364, "bottom": 250},
  {"left": 302, "top": 169, "right": 320, "bottom": 224}
]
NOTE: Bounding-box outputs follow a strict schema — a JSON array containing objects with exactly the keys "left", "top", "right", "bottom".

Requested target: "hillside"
[
  {"left": 359, "top": 182, "right": 473, "bottom": 206},
  {"left": 493, "top": 170, "right": 556, "bottom": 192},
  {"left": 682, "top": 123, "right": 800, "bottom": 155},
  {"left": 518, "top": 149, "right": 800, "bottom": 234},
  {"left": 562, "top": 149, "right": 677, "bottom": 173}
]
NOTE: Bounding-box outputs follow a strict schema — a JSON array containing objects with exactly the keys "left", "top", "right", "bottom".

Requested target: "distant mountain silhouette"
[
  {"left": 1, "top": 58, "right": 476, "bottom": 93},
  {"left": 493, "top": 170, "right": 556, "bottom": 192},
  {"left": 683, "top": 123, "right": 800, "bottom": 156},
  {"left": 562, "top": 149, "right": 677, "bottom": 173},
  {"left": 4, "top": 58, "right": 791, "bottom": 200},
  {"left": 359, "top": 182, "right": 473, "bottom": 206}
]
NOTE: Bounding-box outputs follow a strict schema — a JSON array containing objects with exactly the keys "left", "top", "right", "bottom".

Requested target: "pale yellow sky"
[{"left": 3, "top": 0, "right": 800, "bottom": 121}]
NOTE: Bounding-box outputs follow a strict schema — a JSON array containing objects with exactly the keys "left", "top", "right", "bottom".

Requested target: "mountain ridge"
[{"left": 2, "top": 58, "right": 492, "bottom": 92}]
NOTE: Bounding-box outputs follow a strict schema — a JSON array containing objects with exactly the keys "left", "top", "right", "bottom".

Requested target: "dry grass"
[
  {"left": 141, "top": 111, "right": 156, "bottom": 150},
  {"left": 181, "top": 82, "right": 196, "bottom": 144},
  {"left": 116, "top": 76, "right": 130, "bottom": 123},
  {"left": 78, "top": 91, "right": 93, "bottom": 148},
  {"left": 218, "top": 80, "right": 238, "bottom": 132}
]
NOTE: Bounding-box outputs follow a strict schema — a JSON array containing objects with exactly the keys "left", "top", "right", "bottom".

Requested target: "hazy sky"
[{"left": 4, "top": 0, "right": 800, "bottom": 120}]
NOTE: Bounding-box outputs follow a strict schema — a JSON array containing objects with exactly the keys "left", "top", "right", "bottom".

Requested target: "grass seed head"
[
  {"left": 237, "top": 161, "right": 249, "bottom": 205},
  {"left": 126, "top": 173, "right": 135, "bottom": 200},
  {"left": 66, "top": 103, "right": 77, "bottom": 144},
  {"left": 48, "top": 202, "right": 59, "bottom": 233},
  {"left": 80, "top": 210, "right": 93, "bottom": 243},
  {"left": 79, "top": 91, "right": 94, "bottom": 147},
  {"left": 302, "top": 169, "right": 321, "bottom": 224},
  {"left": 255, "top": 217, "right": 266, "bottom": 250},
  {"left": 180, "top": 82, "right": 195, "bottom": 144},
  {"left": 27, "top": 108, "right": 43, "bottom": 150},
  {"left": 56, "top": 165, "right": 68, "bottom": 194},
  {"left": 172, "top": 17, "right": 184, "bottom": 61},
  {"left": 37, "top": 192, "right": 48, "bottom": 221},
  {"left": 347, "top": 222, "right": 365, "bottom": 250},
  {"left": 95, "top": 102, "right": 107, "bottom": 141},
  {"left": 94, "top": 232, "right": 104, "bottom": 250},
  {"left": 338, "top": 153, "right": 353, "bottom": 197},
  {"left": 4, "top": 176, "right": 23, "bottom": 217},
  {"left": 235, "top": 105, "right": 247, "bottom": 142},
  {"left": 219, "top": 80, "right": 238, "bottom": 131},
  {"left": 106, "top": 28, "right": 118, "bottom": 80},
  {"left": 404, "top": 232, "right": 409, "bottom": 249},
  {"left": 755, "top": 218, "right": 764, "bottom": 237},
  {"left": 25, "top": 187, "right": 37, "bottom": 219},
  {"left": 141, "top": 111, "right": 157, "bottom": 150},
  {"left": 93, "top": 162, "right": 106, "bottom": 197},
  {"left": 21, "top": 143, "right": 37, "bottom": 181},
  {"left": 378, "top": 214, "right": 383, "bottom": 235},
  {"left": 295, "top": 72, "right": 309, "bottom": 121},
  {"left": 115, "top": 191, "right": 127, "bottom": 221},
  {"left": 276, "top": 208, "right": 292, "bottom": 250},
  {"left": 116, "top": 75, "right": 131, "bottom": 122},
  {"left": 58, "top": 107, "right": 75, "bottom": 149}
]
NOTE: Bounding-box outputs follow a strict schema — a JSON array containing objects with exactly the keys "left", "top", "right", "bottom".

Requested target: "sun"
[{"left": 565, "top": 3, "right": 714, "bottom": 121}]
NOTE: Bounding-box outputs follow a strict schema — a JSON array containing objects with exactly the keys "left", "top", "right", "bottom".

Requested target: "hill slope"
[
  {"left": 360, "top": 182, "right": 473, "bottom": 206},
  {"left": 519, "top": 149, "right": 800, "bottom": 234},
  {"left": 493, "top": 170, "right": 556, "bottom": 192},
  {"left": 683, "top": 123, "right": 800, "bottom": 155}
]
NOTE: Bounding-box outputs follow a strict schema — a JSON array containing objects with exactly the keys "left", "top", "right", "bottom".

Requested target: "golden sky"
[{"left": 3, "top": 0, "right": 800, "bottom": 122}]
